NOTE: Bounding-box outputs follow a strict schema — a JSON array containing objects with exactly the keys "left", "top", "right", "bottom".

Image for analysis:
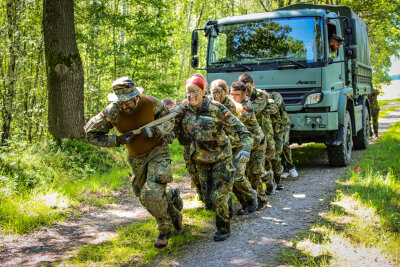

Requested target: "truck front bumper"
[{"left": 288, "top": 112, "right": 338, "bottom": 131}]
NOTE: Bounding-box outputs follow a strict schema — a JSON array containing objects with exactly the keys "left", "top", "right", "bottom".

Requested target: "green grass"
[
  {"left": 64, "top": 204, "right": 215, "bottom": 266},
  {"left": 278, "top": 121, "right": 400, "bottom": 266},
  {"left": 169, "top": 139, "right": 187, "bottom": 180},
  {"left": 0, "top": 139, "right": 128, "bottom": 234},
  {"left": 291, "top": 143, "right": 326, "bottom": 167},
  {"left": 0, "top": 138, "right": 188, "bottom": 234}
]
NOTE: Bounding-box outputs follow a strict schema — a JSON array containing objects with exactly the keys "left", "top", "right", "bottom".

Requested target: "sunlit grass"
[
  {"left": 64, "top": 198, "right": 215, "bottom": 266},
  {"left": 0, "top": 190, "right": 71, "bottom": 234},
  {"left": 379, "top": 99, "right": 400, "bottom": 118},
  {"left": 279, "top": 121, "right": 400, "bottom": 266}
]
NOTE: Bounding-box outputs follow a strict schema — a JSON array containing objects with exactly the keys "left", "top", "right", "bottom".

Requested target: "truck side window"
[{"left": 327, "top": 23, "right": 341, "bottom": 59}]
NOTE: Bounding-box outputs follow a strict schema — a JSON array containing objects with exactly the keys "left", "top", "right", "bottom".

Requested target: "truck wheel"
[
  {"left": 327, "top": 111, "right": 353, "bottom": 167},
  {"left": 353, "top": 106, "right": 370, "bottom": 150}
]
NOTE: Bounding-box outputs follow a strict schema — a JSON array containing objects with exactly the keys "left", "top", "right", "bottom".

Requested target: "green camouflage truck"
[{"left": 191, "top": 3, "right": 372, "bottom": 166}]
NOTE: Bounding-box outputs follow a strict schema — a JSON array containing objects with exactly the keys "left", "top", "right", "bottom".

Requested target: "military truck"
[{"left": 190, "top": 3, "right": 372, "bottom": 166}]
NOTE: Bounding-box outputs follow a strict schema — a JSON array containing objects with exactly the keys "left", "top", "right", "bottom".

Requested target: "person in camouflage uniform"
[
  {"left": 230, "top": 81, "right": 269, "bottom": 211},
  {"left": 368, "top": 87, "right": 380, "bottom": 137},
  {"left": 238, "top": 73, "right": 278, "bottom": 195},
  {"left": 175, "top": 76, "right": 253, "bottom": 241},
  {"left": 210, "top": 79, "right": 258, "bottom": 215},
  {"left": 268, "top": 91, "right": 288, "bottom": 190},
  {"left": 181, "top": 73, "right": 208, "bottom": 207},
  {"left": 84, "top": 77, "right": 184, "bottom": 249}
]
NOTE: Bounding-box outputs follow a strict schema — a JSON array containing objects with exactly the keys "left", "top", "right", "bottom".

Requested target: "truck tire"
[
  {"left": 353, "top": 106, "right": 370, "bottom": 150},
  {"left": 327, "top": 111, "right": 353, "bottom": 167}
]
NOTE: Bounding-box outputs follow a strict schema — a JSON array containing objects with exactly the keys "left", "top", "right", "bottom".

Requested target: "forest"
[
  {"left": 1, "top": 1, "right": 400, "bottom": 265},
  {"left": 0, "top": 0, "right": 399, "bottom": 145}
]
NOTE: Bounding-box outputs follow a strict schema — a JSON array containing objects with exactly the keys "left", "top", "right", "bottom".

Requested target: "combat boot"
[
  {"left": 214, "top": 231, "right": 230, "bottom": 242},
  {"left": 256, "top": 200, "right": 268, "bottom": 211},
  {"left": 154, "top": 232, "right": 171, "bottom": 248},
  {"left": 171, "top": 187, "right": 183, "bottom": 211},
  {"left": 266, "top": 183, "right": 277, "bottom": 195},
  {"left": 173, "top": 213, "right": 185, "bottom": 234},
  {"left": 246, "top": 195, "right": 258, "bottom": 214}
]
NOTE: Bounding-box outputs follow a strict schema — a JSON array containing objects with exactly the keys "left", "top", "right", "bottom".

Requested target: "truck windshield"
[{"left": 208, "top": 17, "right": 323, "bottom": 67}]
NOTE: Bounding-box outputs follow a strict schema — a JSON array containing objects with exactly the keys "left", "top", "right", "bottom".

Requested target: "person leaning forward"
[
  {"left": 238, "top": 73, "right": 278, "bottom": 195},
  {"left": 174, "top": 76, "right": 253, "bottom": 242},
  {"left": 84, "top": 77, "right": 184, "bottom": 249},
  {"left": 210, "top": 79, "right": 258, "bottom": 215}
]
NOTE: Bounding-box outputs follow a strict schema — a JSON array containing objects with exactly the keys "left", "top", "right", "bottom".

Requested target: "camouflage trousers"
[
  {"left": 232, "top": 148, "right": 258, "bottom": 209},
  {"left": 128, "top": 142, "right": 181, "bottom": 235},
  {"left": 281, "top": 126, "right": 295, "bottom": 171},
  {"left": 183, "top": 146, "right": 205, "bottom": 205},
  {"left": 245, "top": 143, "right": 268, "bottom": 204},
  {"left": 370, "top": 103, "right": 380, "bottom": 136},
  {"left": 195, "top": 157, "right": 234, "bottom": 234},
  {"left": 271, "top": 128, "right": 284, "bottom": 182}
]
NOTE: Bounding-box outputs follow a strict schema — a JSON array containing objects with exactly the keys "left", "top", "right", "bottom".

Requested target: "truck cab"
[{"left": 191, "top": 4, "right": 372, "bottom": 166}]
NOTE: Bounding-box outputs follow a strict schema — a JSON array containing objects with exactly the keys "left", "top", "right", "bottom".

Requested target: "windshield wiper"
[
  {"left": 211, "top": 59, "right": 253, "bottom": 71},
  {"left": 253, "top": 57, "right": 307, "bottom": 68},
  {"left": 287, "top": 59, "right": 306, "bottom": 68}
]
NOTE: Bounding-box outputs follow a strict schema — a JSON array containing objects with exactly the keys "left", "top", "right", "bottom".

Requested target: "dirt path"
[{"left": 1, "top": 104, "right": 399, "bottom": 266}]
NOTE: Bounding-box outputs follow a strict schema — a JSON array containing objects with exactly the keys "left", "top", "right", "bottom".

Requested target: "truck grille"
[{"left": 264, "top": 88, "right": 320, "bottom": 106}]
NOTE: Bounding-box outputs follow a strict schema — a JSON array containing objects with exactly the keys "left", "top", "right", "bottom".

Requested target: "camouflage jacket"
[
  {"left": 84, "top": 94, "right": 174, "bottom": 157},
  {"left": 239, "top": 98, "right": 265, "bottom": 148},
  {"left": 221, "top": 96, "right": 242, "bottom": 149},
  {"left": 175, "top": 97, "right": 253, "bottom": 163},
  {"left": 269, "top": 92, "right": 290, "bottom": 134},
  {"left": 249, "top": 88, "right": 278, "bottom": 138}
]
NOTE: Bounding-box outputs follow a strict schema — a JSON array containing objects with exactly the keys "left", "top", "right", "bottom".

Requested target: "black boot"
[
  {"left": 154, "top": 232, "right": 171, "bottom": 248},
  {"left": 214, "top": 231, "right": 230, "bottom": 242},
  {"left": 266, "top": 183, "right": 277, "bottom": 195}
]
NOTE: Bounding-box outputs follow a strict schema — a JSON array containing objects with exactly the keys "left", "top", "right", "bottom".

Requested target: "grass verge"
[
  {"left": 379, "top": 98, "right": 400, "bottom": 118},
  {"left": 0, "top": 139, "right": 185, "bottom": 235},
  {"left": 278, "top": 121, "right": 400, "bottom": 266},
  {"left": 63, "top": 201, "right": 215, "bottom": 266}
]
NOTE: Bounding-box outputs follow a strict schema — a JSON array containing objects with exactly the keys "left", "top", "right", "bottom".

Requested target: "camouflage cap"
[
  {"left": 107, "top": 77, "right": 140, "bottom": 102},
  {"left": 330, "top": 34, "right": 344, "bottom": 43}
]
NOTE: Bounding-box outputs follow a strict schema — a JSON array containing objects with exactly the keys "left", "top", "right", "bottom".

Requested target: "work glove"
[
  {"left": 116, "top": 132, "right": 135, "bottom": 145},
  {"left": 141, "top": 126, "right": 163, "bottom": 138},
  {"left": 235, "top": 150, "right": 250, "bottom": 164}
]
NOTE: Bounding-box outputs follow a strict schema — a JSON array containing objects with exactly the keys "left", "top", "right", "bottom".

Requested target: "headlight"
[{"left": 305, "top": 93, "right": 322, "bottom": 105}]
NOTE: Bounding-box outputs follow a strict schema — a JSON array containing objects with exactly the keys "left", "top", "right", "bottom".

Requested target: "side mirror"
[
  {"left": 191, "top": 57, "right": 199, "bottom": 68},
  {"left": 191, "top": 31, "right": 199, "bottom": 56},
  {"left": 345, "top": 47, "right": 357, "bottom": 59},
  {"left": 344, "top": 18, "right": 357, "bottom": 45}
]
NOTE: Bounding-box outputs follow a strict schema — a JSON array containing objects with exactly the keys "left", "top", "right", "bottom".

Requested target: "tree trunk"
[
  {"left": 43, "top": 0, "right": 85, "bottom": 139},
  {"left": 1, "top": 0, "right": 19, "bottom": 145}
]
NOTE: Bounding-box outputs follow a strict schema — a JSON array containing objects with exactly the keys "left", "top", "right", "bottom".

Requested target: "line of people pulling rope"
[{"left": 84, "top": 73, "right": 298, "bottom": 248}]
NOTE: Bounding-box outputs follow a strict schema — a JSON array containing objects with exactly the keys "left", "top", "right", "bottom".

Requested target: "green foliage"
[
  {"left": 0, "top": 139, "right": 126, "bottom": 192},
  {"left": 0, "top": 139, "right": 128, "bottom": 234}
]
